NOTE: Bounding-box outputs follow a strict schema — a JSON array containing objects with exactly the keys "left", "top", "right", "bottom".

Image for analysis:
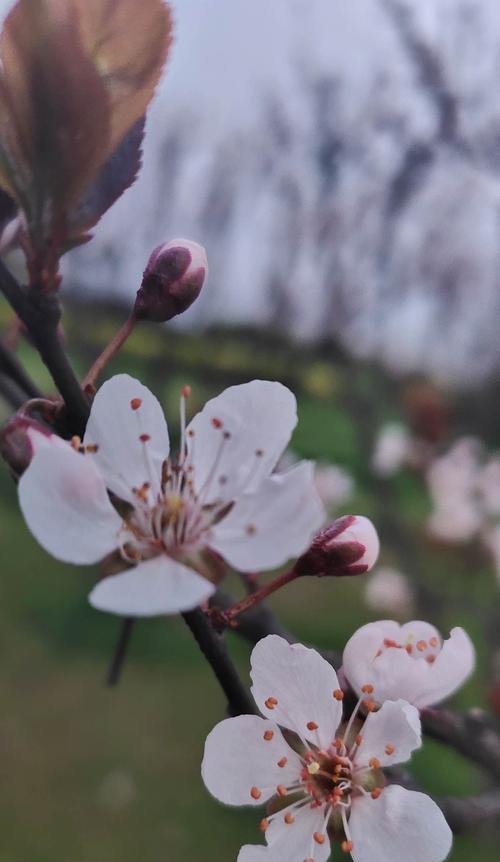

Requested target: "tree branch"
[
  {"left": 0, "top": 259, "right": 89, "bottom": 433},
  {"left": 422, "top": 707, "right": 500, "bottom": 782},
  {"left": 182, "top": 608, "right": 256, "bottom": 716},
  {"left": 0, "top": 339, "right": 41, "bottom": 399}
]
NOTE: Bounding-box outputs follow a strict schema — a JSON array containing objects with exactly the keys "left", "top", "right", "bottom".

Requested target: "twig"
[
  {"left": 210, "top": 590, "right": 341, "bottom": 667},
  {"left": 82, "top": 314, "right": 137, "bottom": 390},
  {"left": 182, "top": 608, "right": 256, "bottom": 716},
  {"left": 0, "top": 339, "right": 41, "bottom": 399},
  {"left": 0, "top": 259, "right": 89, "bottom": 433},
  {"left": 106, "top": 617, "right": 136, "bottom": 686},
  {"left": 210, "top": 566, "right": 298, "bottom": 626},
  {"left": 0, "top": 373, "right": 25, "bottom": 409}
]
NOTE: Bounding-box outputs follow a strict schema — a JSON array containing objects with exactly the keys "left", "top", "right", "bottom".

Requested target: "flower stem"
[
  {"left": 213, "top": 566, "right": 298, "bottom": 625},
  {"left": 182, "top": 608, "right": 256, "bottom": 715},
  {"left": 82, "top": 314, "right": 137, "bottom": 390},
  {"left": 107, "top": 617, "right": 136, "bottom": 686}
]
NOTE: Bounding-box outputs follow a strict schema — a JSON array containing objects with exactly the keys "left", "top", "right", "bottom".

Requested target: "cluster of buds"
[
  {"left": 134, "top": 239, "right": 208, "bottom": 322},
  {"left": 296, "top": 515, "right": 380, "bottom": 577}
]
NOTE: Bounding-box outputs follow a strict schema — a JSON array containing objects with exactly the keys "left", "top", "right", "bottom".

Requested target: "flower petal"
[
  {"left": 83, "top": 374, "right": 169, "bottom": 502},
  {"left": 355, "top": 700, "right": 421, "bottom": 769},
  {"left": 250, "top": 635, "right": 342, "bottom": 749},
  {"left": 18, "top": 446, "right": 121, "bottom": 564},
  {"left": 88, "top": 555, "right": 214, "bottom": 616},
  {"left": 210, "top": 462, "right": 324, "bottom": 571},
  {"left": 186, "top": 380, "right": 297, "bottom": 504},
  {"left": 266, "top": 803, "right": 331, "bottom": 862},
  {"left": 410, "top": 627, "right": 475, "bottom": 709},
  {"left": 349, "top": 785, "right": 452, "bottom": 862},
  {"left": 201, "top": 715, "right": 301, "bottom": 806},
  {"left": 342, "top": 621, "right": 475, "bottom": 708},
  {"left": 237, "top": 804, "right": 331, "bottom": 862}
]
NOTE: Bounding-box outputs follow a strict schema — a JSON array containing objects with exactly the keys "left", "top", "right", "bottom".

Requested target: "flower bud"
[
  {"left": 134, "top": 238, "right": 208, "bottom": 322},
  {"left": 0, "top": 406, "right": 66, "bottom": 477},
  {"left": 295, "top": 515, "right": 380, "bottom": 577}
]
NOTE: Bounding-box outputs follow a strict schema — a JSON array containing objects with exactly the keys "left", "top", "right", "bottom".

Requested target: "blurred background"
[{"left": 1, "top": 0, "right": 500, "bottom": 860}]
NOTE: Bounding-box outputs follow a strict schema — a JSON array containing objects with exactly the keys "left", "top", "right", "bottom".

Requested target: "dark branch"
[
  {"left": 422, "top": 707, "right": 500, "bottom": 782},
  {"left": 211, "top": 590, "right": 341, "bottom": 667},
  {"left": 439, "top": 790, "right": 500, "bottom": 833},
  {"left": 0, "top": 259, "right": 89, "bottom": 433},
  {"left": 0, "top": 373, "right": 25, "bottom": 409},
  {"left": 182, "top": 608, "right": 256, "bottom": 716},
  {"left": 107, "top": 617, "right": 136, "bottom": 686},
  {"left": 0, "top": 339, "right": 41, "bottom": 399}
]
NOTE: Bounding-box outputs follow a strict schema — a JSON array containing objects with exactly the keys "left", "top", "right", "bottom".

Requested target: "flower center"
[{"left": 116, "top": 388, "right": 234, "bottom": 566}]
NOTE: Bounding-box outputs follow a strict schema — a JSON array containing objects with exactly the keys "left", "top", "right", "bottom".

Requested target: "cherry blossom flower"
[
  {"left": 202, "top": 635, "right": 452, "bottom": 862},
  {"left": 18, "top": 375, "right": 324, "bottom": 617},
  {"left": 342, "top": 620, "right": 475, "bottom": 709}
]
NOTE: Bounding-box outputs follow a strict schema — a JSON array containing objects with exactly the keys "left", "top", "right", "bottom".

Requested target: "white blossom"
[
  {"left": 343, "top": 620, "right": 475, "bottom": 709},
  {"left": 18, "top": 375, "right": 324, "bottom": 616},
  {"left": 202, "top": 635, "right": 452, "bottom": 862}
]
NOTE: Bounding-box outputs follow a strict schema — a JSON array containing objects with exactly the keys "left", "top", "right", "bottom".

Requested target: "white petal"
[
  {"left": 83, "top": 374, "right": 169, "bottom": 502},
  {"left": 201, "top": 715, "right": 301, "bottom": 806},
  {"left": 18, "top": 446, "right": 121, "bottom": 564},
  {"left": 342, "top": 621, "right": 417, "bottom": 703},
  {"left": 237, "top": 805, "right": 331, "bottom": 862},
  {"left": 355, "top": 700, "right": 421, "bottom": 769},
  {"left": 349, "top": 785, "right": 452, "bottom": 862},
  {"left": 186, "top": 380, "right": 297, "bottom": 504},
  {"left": 342, "top": 621, "right": 475, "bottom": 708},
  {"left": 251, "top": 635, "right": 342, "bottom": 749},
  {"left": 210, "top": 462, "right": 324, "bottom": 571},
  {"left": 237, "top": 847, "right": 267, "bottom": 862},
  {"left": 266, "top": 804, "right": 331, "bottom": 862},
  {"left": 410, "top": 627, "right": 475, "bottom": 709},
  {"left": 89, "top": 555, "right": 214, "bottom": 616}
]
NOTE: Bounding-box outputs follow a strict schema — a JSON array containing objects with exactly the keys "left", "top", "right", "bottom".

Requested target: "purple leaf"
[{"left": 69, "top": 117, "right": 145, "bottom": 239}]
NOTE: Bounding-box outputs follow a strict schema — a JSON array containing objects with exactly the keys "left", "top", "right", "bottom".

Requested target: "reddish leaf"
[
  {"left": 0, "top": 0, "right": 110, "bottom": 219},
  {"left": 75, "top": 0, "right": 173, "bottom": 157}
]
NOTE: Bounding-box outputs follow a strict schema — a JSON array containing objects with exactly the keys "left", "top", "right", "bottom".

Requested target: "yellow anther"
[{"left": 307, "top": 761, "right": 320, "bottom": 775}]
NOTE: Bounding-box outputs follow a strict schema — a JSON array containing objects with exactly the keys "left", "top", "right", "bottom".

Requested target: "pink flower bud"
[
  {"left": 295, "top": 515, "right": 380, "bottom": 577},
  {"left": 134, "top": 238, "right": 208, "bottom": 322},
  {"left": 0, "top": 411, "right": 66, "bottom": 477}
]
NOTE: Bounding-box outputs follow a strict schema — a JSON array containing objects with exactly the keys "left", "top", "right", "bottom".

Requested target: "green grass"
[{"left": 0, "top": 318, "right": 499, "bottom": 860}]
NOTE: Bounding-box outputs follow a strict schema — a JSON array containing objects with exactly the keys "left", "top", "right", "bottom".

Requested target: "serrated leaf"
[
  {"left": 69, "top": 116, "right": 145, "bottom": 239},
  {"left": 75, "top": 0, "right": 173, "bottom": 157}
]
